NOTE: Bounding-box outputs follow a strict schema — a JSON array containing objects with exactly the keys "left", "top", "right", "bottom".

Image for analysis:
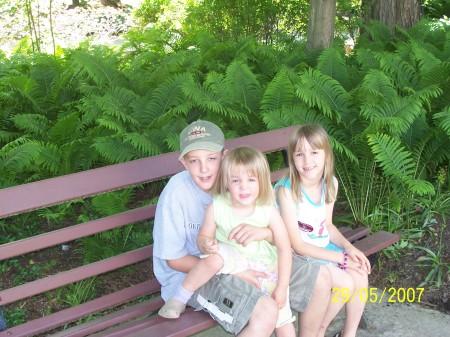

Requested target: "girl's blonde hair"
[
  {"left": 284, "top": 124, "right": 336, "bottom": 204},
  {"left": 214, "top": 146, "right": 275, "bottom": 206}
]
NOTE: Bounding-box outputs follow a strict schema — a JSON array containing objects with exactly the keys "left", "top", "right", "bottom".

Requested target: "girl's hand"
[
  {"left": 228, "top": 224, "right": 272, "bottom": 246},
  {"left": 271, "top": 286, "right": 287, "bottom": 309},
  {"left": 345, "top": 245, "right": 371, "bottom": 274},
  {"left": 203, "top": 239, "right": 219, "bottom": 254}
]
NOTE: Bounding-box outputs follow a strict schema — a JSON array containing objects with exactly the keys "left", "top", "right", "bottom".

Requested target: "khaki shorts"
[
  {"left": 187, "top": 253, "right": 320, "bottom": 334},
  {"left": 188, "top": 273, "right": 263, "bottom": 334},
  {"left": 289, "top": 253, "right": 320, "bottom": 312}
]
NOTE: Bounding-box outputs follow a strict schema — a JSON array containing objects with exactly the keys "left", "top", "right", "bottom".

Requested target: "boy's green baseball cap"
[{"left": 179, "top": 120, "right": 225, "bottom": 159}]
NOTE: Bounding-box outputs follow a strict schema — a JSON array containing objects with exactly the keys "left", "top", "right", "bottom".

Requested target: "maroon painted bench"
[{"left": 0, "top": 126, "right": 399, "bottom": 337}]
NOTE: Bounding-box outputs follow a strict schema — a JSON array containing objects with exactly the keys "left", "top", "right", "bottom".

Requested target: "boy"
[{"left": 152, "top": 120, "right": 331, "bottom": 336}]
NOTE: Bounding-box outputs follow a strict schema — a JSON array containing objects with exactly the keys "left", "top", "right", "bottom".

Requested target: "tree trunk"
[
  {"left": 362, "top": 0, "right": 420, "bottom": 30},
  {"left": 306, "top": 0, "right": 336, "bottom": 51}
]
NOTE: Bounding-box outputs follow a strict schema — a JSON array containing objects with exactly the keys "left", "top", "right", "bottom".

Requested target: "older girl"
[{"left": 275, "top": 124, "right": 371, "bottom": 337}]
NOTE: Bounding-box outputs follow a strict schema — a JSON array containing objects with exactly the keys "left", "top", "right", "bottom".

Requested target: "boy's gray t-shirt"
[{"left": 153, "top": 170, "right": 212, "bottom": 301}]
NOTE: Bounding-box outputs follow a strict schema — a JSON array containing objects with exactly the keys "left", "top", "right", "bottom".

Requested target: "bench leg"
[{"left": 368, "top": 252, "right": 380, "bottom": 270}]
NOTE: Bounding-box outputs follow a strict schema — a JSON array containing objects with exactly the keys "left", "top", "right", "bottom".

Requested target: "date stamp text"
[{"left": 331, "top": 287, "right": 425, "bottom": 303}]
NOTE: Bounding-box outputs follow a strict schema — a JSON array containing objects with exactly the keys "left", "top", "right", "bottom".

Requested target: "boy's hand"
[{"left": 203, "top": 239, "right": 218, "bottom": 254}]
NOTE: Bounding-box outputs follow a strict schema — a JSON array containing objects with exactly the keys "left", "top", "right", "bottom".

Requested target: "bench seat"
[{"left": 0, "top": 126, "right": 399, "bottom": 337}]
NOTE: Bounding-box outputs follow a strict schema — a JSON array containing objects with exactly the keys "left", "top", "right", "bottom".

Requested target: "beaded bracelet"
[{"left": 338, "top": 250, "right": 348, "bottom": 271}]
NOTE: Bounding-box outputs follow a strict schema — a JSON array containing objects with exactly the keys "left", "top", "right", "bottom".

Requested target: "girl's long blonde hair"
[
  {"left": 214, "top": 146, "right": 275, "bottom": 206},
  {"left": 284, "top": 124, "right": 336, "bottom": 204}
]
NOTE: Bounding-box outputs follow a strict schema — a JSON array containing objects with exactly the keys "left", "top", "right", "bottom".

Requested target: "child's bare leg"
[
  {"left": 159, "top": 254, "right": 223, "bottom": 319},
  {"left": 318, "top": 266, "right": 354, "bottom": 337},
  {"left": 341, "top": 269, "right": 368, "bottom": 337},
  {"left": 182, "top": 253, "right": 224, "bottom": 291},
  {"left": 275, "top": 322, "right": 296, "bottom": 337},
  {"left": 297, "top": 265, "right": 331, "bottom": 336},
  {"left": 238, "top": 295, "right": 278, "bottom": 337}
]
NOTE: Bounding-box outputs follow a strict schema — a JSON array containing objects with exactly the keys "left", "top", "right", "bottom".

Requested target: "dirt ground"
[{"left": 369, "top": 228, "right": 450, "bottom": 313}]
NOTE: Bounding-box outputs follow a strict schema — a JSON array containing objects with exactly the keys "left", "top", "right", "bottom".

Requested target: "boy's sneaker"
[{"left": 158, "top": 299, "right": 186, "bottom": 319}]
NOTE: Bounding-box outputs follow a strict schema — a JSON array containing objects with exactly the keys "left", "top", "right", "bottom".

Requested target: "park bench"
[{"left": 0, "top": 126, "right": 399, "bottom": 337}]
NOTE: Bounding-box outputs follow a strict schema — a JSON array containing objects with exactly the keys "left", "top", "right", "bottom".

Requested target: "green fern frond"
[
  {"left": 367, "top": 133, "right": 434, "bottom": 196},
  {"left": 60, "top": 139, "right": 98, "bottom": 173},
  {"left": 413, "top": 131, "right": 450, "bottom": 179},
  {"left": 296, "top": 68, "right": 351, "bottom": 122},
  {"left": 93, "top": 136, "right": 139, "bottom": 164},
  {"left": 317, "top": 47, "right": 349, "bottom": 89},
  {"left": 91, "top": 189, "right": 134, "bottom": 217},
  {"left": 377, "top": 52, "right": 417, "bottom": 89},
  {"left": 355, "top": 48, "right": 380, "bottom": 72},
  {"left": 362, "top": 20, "right": 395, "bottom": 45},
  {"left": 411, "top": 41, "right": 442, "bottom": 73},
  {"left": 0, "top": 131, "right": 21, "bottom": 144},
  {"left": 79, "top": 95, "right": 103, "bottom": 127},
  {"left": 1, "top": 75, "right": 43, "bottom": 113},
  {"left": 407, "top": 84, "right": 443, "bottom": 107},
  {"left": 123, "top": 132, "right": 161, "bottom": 156},
  {"left": 359, "top": 69, "right": 397, "bottom": 101},
  {"left": 29, "top": 55, "right": 64, "bottom": 105},
  {"left": 367, "top": 133, "right": 416, "bottom": 177},
  {"left": 97, "top": 116, "right": 127, "bottom": 134},
  {"left": 433, "top": 106, "right": 450, "bottom": 137},
  {"left": 35, "top": 142, "right": 62, "bottom": 175},
  {"left": 165, "top": 132, "right": 181, "bottom": 153},
  {"left": 11, "top": 113, "right": 50, "bottom": 136},
  {"left": 0, "top": 141, "right": 42, "bottom": 172},
  {"left": 50, "top": 113, "right": 82, "bottom": 145},
  {"left": 70, "top": 50, "right": 126, "bottom": 87},
  {"left": 329, "top": 135, "right": 358, "bottom": 164},
  {"left": 224, "top": 60, "right": 262, "bottom": 111},
  {"left": 95, "top": 86, "right": 139, "bottom": 128},
  {"left": 182, "top": 80, "right": 249, "bottom": 122},
  {"left": 145, "top": 73, "right": 194, "bottom": 124},
  {"left": 404, "top": 179, "right": 435, "bottom": 196},
  {"left": 262, "top": 104, "right": 330, "bottom": 130},
  {"left": 182, "top": 82, "right": 227, "bottom": 114},
  {"left": 360, "top": 97, "right": 422, "bottom": 136},
  {"left": 260, "top": 70, "right": 295, "bottom": 111}
]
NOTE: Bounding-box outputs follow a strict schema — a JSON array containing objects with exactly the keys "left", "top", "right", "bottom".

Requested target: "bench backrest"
[{"left": 0, "top": 126, "right": 297, "bottom": 336}]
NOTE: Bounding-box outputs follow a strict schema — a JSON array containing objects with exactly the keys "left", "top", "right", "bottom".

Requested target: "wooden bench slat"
[
  {"left": 49, "top": 296, "right": 164, "bottom": 337},
  {"left": 0, "top": 127, "right": 296, "bottom": 219},
  {"left": 86, "top": 312, "right": 169, "bottom": 337},
  {"left": 341, "top": 227, "right": 372, "bottom": 242},
  {"left": 270, "top": 168, "right": 289, "bottom": 183},
  {"left": 0, "top": 280, "right": 159, "bottom": 337},
  {"left": 353, "top": 231, "right": 400, "bottom": 256},
  {"left": 0, "top": 206, "right": 154, "bottom": 260},
  {"left": 0, "top": 247, "right": 152, "bottom": 306},
  {"left": 122, "top": 307, "right": 217, "bottom": 337}
]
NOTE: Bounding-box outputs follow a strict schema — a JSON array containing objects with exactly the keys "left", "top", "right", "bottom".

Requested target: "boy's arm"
[{"left": 167, "top": 255, "right": 200, "bottom": 273}]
